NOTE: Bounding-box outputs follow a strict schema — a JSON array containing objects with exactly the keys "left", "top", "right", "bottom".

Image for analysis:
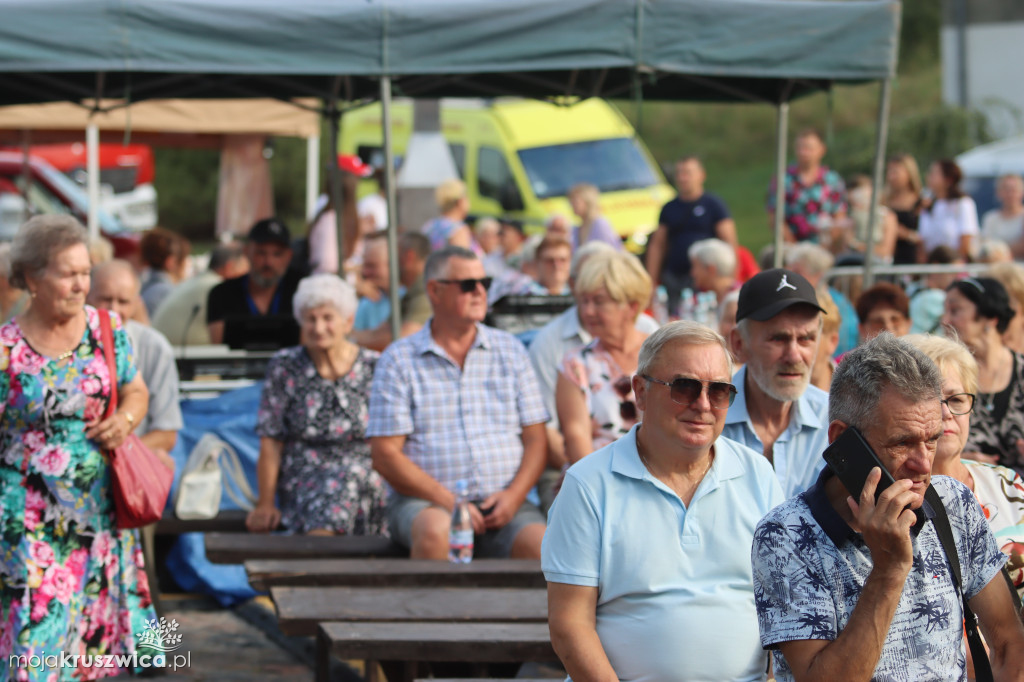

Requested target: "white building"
[{"left": 942, "top": 0, "right": 1024, "bottom": 139}]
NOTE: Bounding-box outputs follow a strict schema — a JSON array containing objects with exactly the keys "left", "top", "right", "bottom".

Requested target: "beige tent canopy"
[{"left": 0, "top": 99, "right": 322, "bottom": 236}]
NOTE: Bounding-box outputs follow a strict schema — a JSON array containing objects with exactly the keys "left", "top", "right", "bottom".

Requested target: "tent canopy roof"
[{"left": 0, "top": 0, "right": 900, "bottom": 106}]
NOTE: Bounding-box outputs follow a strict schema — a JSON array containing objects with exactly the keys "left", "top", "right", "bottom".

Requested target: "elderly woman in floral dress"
[
  {"left": 247, "top": 274, "right": 387, "bottom": 535},
  {"left": 0, "top": 215, "right": 159, "bottom": 680}
]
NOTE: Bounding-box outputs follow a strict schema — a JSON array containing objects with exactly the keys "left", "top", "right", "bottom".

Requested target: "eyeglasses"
[
  {"left": 436, "top": 277, "right": 492, "bottom": 293},
  {"left": 641, "top": 374, "right": 737, "bottom": 410},
  {"left": 941, "top": 392, "right": 975, "bottom": 416}
]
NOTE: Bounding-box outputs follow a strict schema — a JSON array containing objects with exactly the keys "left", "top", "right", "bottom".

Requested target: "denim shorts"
[{"left": 387, "top": 492, "right": 546, "bottom": 558}]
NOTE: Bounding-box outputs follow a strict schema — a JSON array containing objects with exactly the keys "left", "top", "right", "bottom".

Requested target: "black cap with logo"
[
  {"left": 736, "top": 268, "right": 825, "bottom": 323},
  {"left": 247, "top": 217, "right": 291, "bottom": 248}
]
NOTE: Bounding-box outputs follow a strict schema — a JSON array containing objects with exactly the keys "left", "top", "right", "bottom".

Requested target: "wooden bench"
[
  {"left": 154, "top": 509, "right": 250, "bottom": 535},
  {"left": 317, "top": 622, "right": 556, "bottom": 682},
  {"left": 205, "top": 532, "right": 407, "bottom": 564},
  {"left": 246, "top": 558, "right": 544, "bottom": 591},
  {"left": 272, "top": 586, "right": 548, "bottom": 637}
]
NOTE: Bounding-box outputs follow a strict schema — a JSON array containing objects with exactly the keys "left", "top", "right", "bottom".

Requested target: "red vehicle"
[
  {"left": 0, "top": 151, "right": 139, "bottom": 257},
  {"left": 1, "top": 143, "right": 157, "bottom": 232}
]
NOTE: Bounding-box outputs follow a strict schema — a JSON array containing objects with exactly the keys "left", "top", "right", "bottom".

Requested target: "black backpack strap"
[{"left": 925, "top": 485, "right": 993, "bottom": 682}]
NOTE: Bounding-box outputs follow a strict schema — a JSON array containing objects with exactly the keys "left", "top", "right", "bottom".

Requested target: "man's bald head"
[{"left": 88, "top": 259, "right": 141, "bottom": 321}]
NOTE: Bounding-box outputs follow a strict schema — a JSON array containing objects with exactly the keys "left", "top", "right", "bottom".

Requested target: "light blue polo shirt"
[
  {"left": 723, "top": 365, "right": 830, "bottom": 499},
  {"left": 542, "top": 426, "right": 784, "bottom": 682}
]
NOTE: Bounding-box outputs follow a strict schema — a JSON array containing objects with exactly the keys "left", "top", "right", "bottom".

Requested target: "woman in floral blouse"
[
  {"left": 0, "top": 216, "right": 159, "bottom": 680},
  {"left": 557, "top": 251, "right": 652, "bottom": 465},
  {"left": 247, "top": 274, "right": 387, "bottom": 536}
]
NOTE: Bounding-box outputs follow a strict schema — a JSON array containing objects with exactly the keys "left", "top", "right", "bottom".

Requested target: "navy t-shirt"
[{"left": 658, "top": 193, "right": 730, "bottom": 276}]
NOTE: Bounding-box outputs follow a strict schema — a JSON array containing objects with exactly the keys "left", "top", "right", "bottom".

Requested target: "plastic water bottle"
[
  {"left": 679, "top": 288, "right": 695, "bottom": 321},
  {"left": 449, "top": 480, "right": 474, "bottom": 564},
  {"left": 653, "top": 286, "right": 669, "bottom": 324}
]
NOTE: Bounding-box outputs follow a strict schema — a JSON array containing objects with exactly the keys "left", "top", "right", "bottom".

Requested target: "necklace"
[
  {"left": 56, "top": 345, "right": 78, "bottom": 361},
  {"left": 639, "top": 449, "right": 714, "bottom": 483}
]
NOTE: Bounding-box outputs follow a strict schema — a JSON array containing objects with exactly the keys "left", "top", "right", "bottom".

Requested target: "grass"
[{"left": 618, "top": 64, "right": 950, "bottom": 256}]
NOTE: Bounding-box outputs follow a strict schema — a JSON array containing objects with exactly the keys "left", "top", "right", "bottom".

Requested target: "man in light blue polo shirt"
[
  {"left": 724, "top": 268, "right": 830, "bottom": 498},
  {"left": 542, "top": 321, "right": 784, "bottom": 681}
]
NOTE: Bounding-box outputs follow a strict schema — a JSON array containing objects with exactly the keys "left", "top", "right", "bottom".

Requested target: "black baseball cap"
[
  {"left": 247, "top": 218, "right": 291, "bottom": 248},
  {"left": 736, "top": 268, "right": 825, "bottom": 323}
]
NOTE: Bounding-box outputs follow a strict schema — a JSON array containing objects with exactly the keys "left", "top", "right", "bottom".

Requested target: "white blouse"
[{"left": 918, "top": 196, "right": 979, "bottom": 253}]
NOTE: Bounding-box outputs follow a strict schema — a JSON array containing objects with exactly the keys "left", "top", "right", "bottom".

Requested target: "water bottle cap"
[{"left": 454, "top": 479, "right": 469, "bottom": 494}]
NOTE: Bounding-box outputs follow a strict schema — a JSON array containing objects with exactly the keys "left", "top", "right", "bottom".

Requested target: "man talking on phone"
[{"left": 752, "top": 333, "right": 1024, "bottom": 681}]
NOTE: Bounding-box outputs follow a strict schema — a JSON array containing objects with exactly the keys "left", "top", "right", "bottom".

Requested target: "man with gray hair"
[
  {"left": 368, "top": 246, "right": 549, "bottom": 559},
  {"left": 543, "top": 321, "right": 784, "bottom": 681},
  {"left": 752, "top": 333, "right": 1024, "bottom": 681},
  {"left": 724, "top": 268, "right": 830, "bottom": 498},
  {"left": 785, "top": 242, "right": 858, "bottom": 355},
  {"left": 689, "top": 237, "right": 738, "bottom": 304}
]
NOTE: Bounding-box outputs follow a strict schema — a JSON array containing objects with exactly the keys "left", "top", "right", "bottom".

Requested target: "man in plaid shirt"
[{"left": 368, "top": 246, "right": 549, "bottom": 559}]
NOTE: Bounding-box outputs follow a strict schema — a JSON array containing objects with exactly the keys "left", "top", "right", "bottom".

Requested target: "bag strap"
[
  {"left": 217, "top": 439, "right": 257, "bottom": 510},
  {"left": 925, "top": 485, "right": 993, "bottom": 682},
  {"left": 97, "top": 309, "right": 118, "bottom": 420}
]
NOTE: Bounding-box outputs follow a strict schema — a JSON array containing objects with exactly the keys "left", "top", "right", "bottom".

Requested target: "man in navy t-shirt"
[{"left": 646, "top": 156, "right": 736, "bottom": 315}]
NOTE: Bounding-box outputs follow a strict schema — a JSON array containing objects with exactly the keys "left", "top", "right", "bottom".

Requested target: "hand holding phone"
[{"left": 823, "top": 427, "right": 926, "bottom": 532}]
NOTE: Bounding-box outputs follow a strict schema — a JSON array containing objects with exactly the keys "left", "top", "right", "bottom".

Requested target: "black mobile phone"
[
  {"left": 471, "top": 500, "right": 494, "bottom": 517},
  {"left": 823, "top": 426, "right": 926, "bottom": 531}
]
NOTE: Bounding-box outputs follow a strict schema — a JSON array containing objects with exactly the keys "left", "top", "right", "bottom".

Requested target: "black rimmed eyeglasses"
[
  {"left": 941, "top": 393, "right": 975, "bottom": 416},
  {"left": 641, "top": 375, "right": 737, "bottom": 410},
  {"left": 436, "top": 277, "right": 493, "bottom": 293}
]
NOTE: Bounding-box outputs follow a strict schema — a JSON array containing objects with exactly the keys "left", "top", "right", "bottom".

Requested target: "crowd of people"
[{"left": 3, "top": 127, "right": 1024, "bottom": 679}]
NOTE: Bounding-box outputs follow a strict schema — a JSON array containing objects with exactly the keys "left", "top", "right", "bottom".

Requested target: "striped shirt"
[{"left": 367, "top": 321, "right": 549, "bottom": 498}]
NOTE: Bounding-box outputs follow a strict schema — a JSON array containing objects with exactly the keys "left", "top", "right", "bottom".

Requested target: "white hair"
[
  {"left": 474, "top": 216, "right": 500, "bottom": 237},
  {"left": 637, "top": 320, "right": 733, "bottom": 378},
  {"left": 785, "top": 242, "right": 834, "bottom": 278},
  {"left": 292, "top": 273, "right": 357, "bottom": 321},
  {"left": 977, "top": 238, "right": 1012, "bottom": 263},
  {"left": 688, "top": 238, "right": 737, "bottom": 278},
  {"left": 717, "top": 288, "right": 740, "bottom": 324},
  {"left": 522, "top": 234, "right": 544, "bottom": 263},
  {"left": 570, "top": 240, "right": 616, "bottom": 280}
]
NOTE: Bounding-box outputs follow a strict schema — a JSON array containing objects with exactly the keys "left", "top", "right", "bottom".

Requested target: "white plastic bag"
[{"left": 174, "top": 433, "right": 257, "bottom": 520}]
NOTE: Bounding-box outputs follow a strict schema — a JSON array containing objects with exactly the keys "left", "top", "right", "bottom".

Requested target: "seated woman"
[
  {"left": 557, "top": 250, "right": 652, "bottom": 465},
  {"left": 247, "top": 273, "right": 387, "bottom": 535},
  {"left": 906, "top": 333, "right": 1024, "bottom": 597}
]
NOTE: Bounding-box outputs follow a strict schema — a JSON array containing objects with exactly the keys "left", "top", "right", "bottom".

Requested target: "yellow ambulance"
[{"left": 340, "top": 97, "right": 675, "bottom": 252}]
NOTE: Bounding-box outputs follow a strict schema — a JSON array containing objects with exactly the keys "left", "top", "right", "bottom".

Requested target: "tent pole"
[
  {"left": 327, "top": 104, "right": 346, "bottom": 275},
  {"left": 772, "top": 101, "right": 789, "bottom": 268},
  {"left": 381, "top": 76, "right": 401, "bottom": 343},
  {"left": 863, "top": 77, "right": 893, "bottom": 288},
  {"left": 306, "top": 134, "right": 320, "bottom": 221},
  {"left": 86, "top": 122, "right": 100, "bottom": 240}
]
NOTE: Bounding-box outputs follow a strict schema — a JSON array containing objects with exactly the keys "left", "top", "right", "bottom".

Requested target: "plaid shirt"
[{"left": 367, "top": 321, "right": 549, "bottom": 498}]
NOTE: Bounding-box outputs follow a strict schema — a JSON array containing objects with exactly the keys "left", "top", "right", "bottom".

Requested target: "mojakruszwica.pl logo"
[{"left": 8, "top": 617, "right": 191, "bottom": 673}]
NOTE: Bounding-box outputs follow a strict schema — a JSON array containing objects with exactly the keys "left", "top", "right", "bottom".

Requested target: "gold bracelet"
[{"left": 122, "top": 411, "right": 135, "bottom": 427}]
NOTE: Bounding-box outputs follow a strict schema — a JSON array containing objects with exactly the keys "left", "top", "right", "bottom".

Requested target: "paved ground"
[{"left": 151, "top": 594, "right": 564, "bottom": 681}]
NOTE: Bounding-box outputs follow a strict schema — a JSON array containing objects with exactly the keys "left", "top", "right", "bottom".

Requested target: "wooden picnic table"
[
  {"left": 246, "top": 558, "right": 544, "bottom": 591},
  {"left": 272, "top": 586, "right": 548, "bottom": 637},
  {"left": 316, "top": 622, "right": 557, "bottom": 682},
  {"left": 204, "top": 532, "right": 406, "bottom": 563}
]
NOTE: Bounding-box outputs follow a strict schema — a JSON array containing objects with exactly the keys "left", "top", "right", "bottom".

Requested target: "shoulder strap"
[
  {"left": 925, "top": 485, "right": 993, "bottom": 682},
  {"left": 217, "top": 440, "right": 257, "bottom": 510},
  {"left": 98, "top": 309, "right": 118, "bottom": 420}
]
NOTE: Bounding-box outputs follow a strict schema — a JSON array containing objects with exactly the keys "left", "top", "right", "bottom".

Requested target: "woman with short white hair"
[{"left": 248, "top": 273, "right": 387, "bottom": 535}]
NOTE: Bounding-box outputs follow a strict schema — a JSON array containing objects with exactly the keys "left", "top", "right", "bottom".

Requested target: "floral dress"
[
  {"left": 558, "top": 339, "right": 640, "bottom": 451},
  {"left": 963, "top": 460, "right": 1024, "bottom": 598},
  {"left": 0, "top": 306, "right": 160, "bottom": 681},
  {"left": 256, "top": 346, "right": 388, "bottom": 535}
]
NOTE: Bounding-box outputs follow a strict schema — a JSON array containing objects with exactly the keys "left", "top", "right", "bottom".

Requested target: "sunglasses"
[
  {"left": 612, "top": 375, "right": 638, "bottom": 422},
  {"left": 641, "top": 374, "right": 737, "bottom": 410},
  {"left": 437, "top": 277, "right": 492, "bottom": 293},
  {"left": 941, "top": 392, "right": 975, "bottom": 416}
]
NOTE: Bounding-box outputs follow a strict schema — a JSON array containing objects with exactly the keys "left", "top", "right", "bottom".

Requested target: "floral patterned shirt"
[
  {"left": 767, "top": 164, "right": 847, "bottom": 242},
  {"left": 558, "top": 339, "right": 640, "bottom": 452}
]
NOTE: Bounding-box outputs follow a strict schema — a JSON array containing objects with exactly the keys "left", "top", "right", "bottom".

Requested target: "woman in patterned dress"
[
  {"left": 246, "top": 274, "right": 387, "bottom": 536},
  {"left": 0, "top": 215, "right": 159, "bottom": 680},
  {"left": 556, "top": 251, "right": 652, "bottom": 465}
]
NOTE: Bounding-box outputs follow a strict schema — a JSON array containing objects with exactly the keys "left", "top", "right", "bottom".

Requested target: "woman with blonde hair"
[
  {"left": 567, "top": 183, "right": 623, "bottom": 252},
  {"left": 422, "top": 179, "right": 475, "bottom": 252},
  {"left": 884, "top": 153, "right": 925, "bottom": 264},
  {"left": 557, "top": 251, "right": 652, "bottom": 464},
  {"left": 905, "top": 333, "right": 1024, "bottom": 597}
]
